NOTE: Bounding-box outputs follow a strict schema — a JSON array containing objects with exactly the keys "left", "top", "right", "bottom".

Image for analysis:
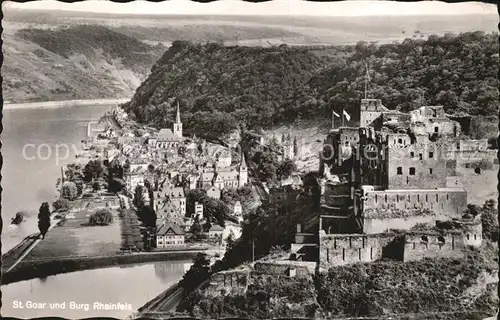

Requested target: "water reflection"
[{"left": 2, "top": 261, "right": 190, "bottom": 319}]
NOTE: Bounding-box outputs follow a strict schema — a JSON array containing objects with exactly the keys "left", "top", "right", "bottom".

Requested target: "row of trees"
[{"left": 133, "top": 185, "right": 157, "bottom": 229}]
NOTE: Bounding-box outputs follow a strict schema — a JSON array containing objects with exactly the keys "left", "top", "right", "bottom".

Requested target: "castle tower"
[
  {"left": 239, "top": 153, "right": 248, "bottom": 187},
  {"left": 293, "top": 136, "right": 301, "bottom": 158},
  {"left": 283, "top": 134, "right": 295, "bottom": 160},
  {"left": 173, "top": 102, "right": 183, "bottom": 138}
]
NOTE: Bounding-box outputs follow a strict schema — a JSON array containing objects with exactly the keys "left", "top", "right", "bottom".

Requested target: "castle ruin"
[{"left": 292, "top": 99, "right": 484, "bottom": 268}]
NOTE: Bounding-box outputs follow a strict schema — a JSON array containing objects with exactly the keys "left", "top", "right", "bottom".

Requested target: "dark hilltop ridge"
[{"left": 122, "top": 32, "right": 498, "bottom": 142}]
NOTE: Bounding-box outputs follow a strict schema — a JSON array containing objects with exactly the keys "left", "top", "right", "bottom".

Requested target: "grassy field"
[{"left": 23, "top": 203, "right": 122, "bottom": 260}]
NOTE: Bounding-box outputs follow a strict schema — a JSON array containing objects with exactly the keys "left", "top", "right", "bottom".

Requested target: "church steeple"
[
  {"left": 240, "top": 153, "right": 247, "bottom": 170},
  {"left": 175, "top": 102, "right": 181, "bottom": 124},
  {"left": 173, "top": 102, "right": 183, "bottom": 138},
  {"left": 239, "top": 153, "right": 248, "bottom": 187}
]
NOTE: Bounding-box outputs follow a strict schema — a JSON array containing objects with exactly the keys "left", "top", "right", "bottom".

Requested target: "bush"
[
  {"left": 88, "top": 209, "right": 113, "bottom": 226},
  {"left": 53, "top": 198, "right": 70, "bottom": 212},
  {"left": 481, "top": 199, "right": 499, "bottom": 240},
  {"left": 466, "top": 159, "right": 494, "bottom": 170},
  {"left": 61, "top": 181, "right": 78, "bottom": 200}
]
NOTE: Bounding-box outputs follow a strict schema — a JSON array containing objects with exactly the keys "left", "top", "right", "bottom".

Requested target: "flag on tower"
[
  {"left": 332, "top": 110, "right": 340, "bottom": 118},
  {"left": 343, "top": 110, "right": 351, "bottom": 122}
]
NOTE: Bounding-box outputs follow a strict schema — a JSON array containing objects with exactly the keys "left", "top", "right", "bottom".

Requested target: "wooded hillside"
[{"left": 123, "top": 32, "right": 498, "bottom": 140}]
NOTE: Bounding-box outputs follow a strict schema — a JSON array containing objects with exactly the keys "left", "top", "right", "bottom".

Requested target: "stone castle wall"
[
  {"left": 205, "top": 270, "right": 249, "bottom": 297},
  {"left": 363, "top": 189, "right": 467, "bottom": 217},
  {"left": 319, "top": 233, "right": 396, "bottom": 268},
  {"left": 254, "top": 261, "right": 314, "bottom": 277},
  {"left": 403, "top": 232, "right": 465, "bottom": 262},
  {"left": 386, "top": 134, "right": 448, "bottom": 189},
  {"left": 319, "top": 231, "right": 470, "bottom": 267}
]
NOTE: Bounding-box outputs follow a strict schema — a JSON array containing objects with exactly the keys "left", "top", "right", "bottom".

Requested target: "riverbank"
[
  {"left": 2, "top": 249, "right": 207, "bottom": 285},
  {"left": 3, "top": 98, "right": 130, "bottom": 110},
  {"left": 1, "top": 233, "right": 40, "bottom": 271}
]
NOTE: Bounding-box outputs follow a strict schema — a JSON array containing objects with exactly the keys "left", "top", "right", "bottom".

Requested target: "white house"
[
  {"left": 195, "top": 202, "right": 204, "bottom": 220},
  {"left": 156, "top": 221, "right": 185, "bottom": 249},
  {"left": 125, "top": 173, "right": 144, "bottom": 191},
  {"left": 216, "top": 149, "right": 232, "bottom": 168},
  {"left": 208, "top": 224, "right": 225, "bottom": 238}
]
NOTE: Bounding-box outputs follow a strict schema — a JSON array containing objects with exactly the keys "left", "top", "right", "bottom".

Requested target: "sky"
[{"left": 3, "top": 0, "right": 497, "bottom": 16}]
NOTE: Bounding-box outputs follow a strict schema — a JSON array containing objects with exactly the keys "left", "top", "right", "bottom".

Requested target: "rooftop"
[
  {"left": 157, "top": 129, "right": 182, "bottom": 141},
  {"left": 209, "top": 224, "right": 225, "bottom": 232},
  {"left": 157, "top": 222, "right": 185, "bottom": 235}
]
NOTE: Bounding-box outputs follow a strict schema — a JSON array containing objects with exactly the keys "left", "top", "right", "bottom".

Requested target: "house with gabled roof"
[
  {"left": 205, "top": 185, "right": 222, "bottom": 199},
  {"left": 156, "top": 220, "right": 185, "bottom": 248},
  {"left": 208, "top": 224, "right": 225, "bottom": 238}
]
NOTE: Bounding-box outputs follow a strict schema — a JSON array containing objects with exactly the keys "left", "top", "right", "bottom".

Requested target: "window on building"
[
  {"left": 466, "top": 234, "right": 470, "bottom": 240},
  {"left": 474, "top": 234, "right": 477, "bottom": 240},
  {"left": 397, "top": 167, "right": 403, "bottom": 175},
  {"left": 436, "top": 194, "right": 439, "bottom": 202},
  {"left": 425, "top": 194, "right": 428, "bottom": 202},
  {"left": 398, "top": 138, "right": 402, "bottom": 144},
  {"left": 429, "top": 168, "right": 433, "bottom": 174},
  {"left": 447, "top": 194, "right": 449, "bottom": 201},
  {"left": 419, "top": 154, "right": 423, "bottom": 160},
  {"left": 421, "top": 235, "right": 428, "bottom": 243},
  {"left": 438, "top": 236, "right": 445, "bottom": 244},
  {"left": 410, "top": 152, "right": 414, "bottom": 158},
  {"left": 434, "top": 127, "right": 439, "bottom": 133},
  {"left": 375, "top": 195, "right": 378, "bottom": 203},
  {"left": 429, "top": 151, "right": 434, "bottom": 158},
  {"left": 385, "top": 194, "right": 388, "bottom": 202},
  {"left": 409, "top": 167, "right": 416, "bottom": 175}
]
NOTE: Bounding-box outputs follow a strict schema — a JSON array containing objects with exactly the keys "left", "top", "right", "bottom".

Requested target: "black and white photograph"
[{"left": 1, "top": 0, "right": 498, "bottom": 319}]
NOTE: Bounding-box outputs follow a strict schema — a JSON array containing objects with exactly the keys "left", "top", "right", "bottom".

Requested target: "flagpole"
[
  {"left": 365, "top": 63, "right": 369, "bottom": 99},
  {"left": 342, "top": 108, "right": 345, "bottom": 127},
  {"left": 364, "top": 76, "right": 367, "bottom": 99},
  {"left": 331, "top": 111, "right": 335, "bottom": 129}
]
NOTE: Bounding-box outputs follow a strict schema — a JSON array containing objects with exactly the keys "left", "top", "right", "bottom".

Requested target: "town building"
[
  {"left": 206, "top": 185, "right": 222, "bottom": 199},
  {"left": 281, "top": 133, "right": 302, "bottom": 160},
  {"left": 155, "top": 187, "right": 186, "bottom": 220},
  {"left": 125, "top": 173, "right": 144, "bottom": 191},
  {"left": 156, "top": 221, "right": 185, "bottom": 248},
  {"left": 195, "top": 155, "right": 248, "bottom": 190},
  {"left": 148, "top": 104, "right": 184, "bottom": 150},
  {"left": 216, "top": 149, "right": 232, "bottom": 168},
  {"left": 195, "top": 201, "right": 204, "bottom": 220},
  {"left": 208, "top": 224, "right": 225, "bottom": 238}
]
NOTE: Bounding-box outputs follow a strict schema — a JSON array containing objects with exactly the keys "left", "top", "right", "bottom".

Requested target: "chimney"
[{"left": 296, "top": 224, "right": 302, "bottom": 233}]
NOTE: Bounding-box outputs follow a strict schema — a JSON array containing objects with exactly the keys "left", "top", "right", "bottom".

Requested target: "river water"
[
  {"left": 2, "top": 104, "right": 111, "bottom": 252},
  {"left": 1, "top": 260, "right": 193, "bottom": 318},
  {"left": 2, "top": 104, "right": 193, "bottom": 318}
]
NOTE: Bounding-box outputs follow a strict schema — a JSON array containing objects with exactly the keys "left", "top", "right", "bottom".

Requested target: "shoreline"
[
  {"left": 2, "top": 249, "right": 207, "bottom": 285},
  {"left": 3, "top": 98, "right": 131, "bottom": 110}
]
